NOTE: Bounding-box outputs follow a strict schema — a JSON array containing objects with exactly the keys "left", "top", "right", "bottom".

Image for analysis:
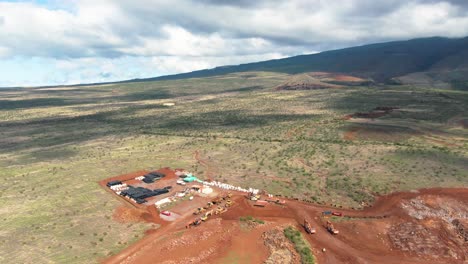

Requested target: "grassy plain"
[{"left": 0, "top": 71, "right": 467, "bottom": 263}]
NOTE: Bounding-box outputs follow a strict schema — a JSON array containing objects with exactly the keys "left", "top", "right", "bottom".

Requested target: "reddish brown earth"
[
  {"left": 343, "top": 127, "right": 361, "bottom": 141},
  {"left": 194, "top": 150, "right": 215, "bottom": 181},
  {"left": 101, "top": 169, "right": 468, "bottom": 264},
  {"left": 276, "top": 72, "right": 371, "bottom": 91}
]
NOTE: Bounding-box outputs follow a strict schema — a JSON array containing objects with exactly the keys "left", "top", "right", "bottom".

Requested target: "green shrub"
[{"left": 284, "top": 226, "right": 315, "bottom": 264}]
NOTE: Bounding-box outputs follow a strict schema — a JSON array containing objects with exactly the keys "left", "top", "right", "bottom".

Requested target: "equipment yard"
[{"left": 100, "top": 168, "right": 468, "bottom": 264}]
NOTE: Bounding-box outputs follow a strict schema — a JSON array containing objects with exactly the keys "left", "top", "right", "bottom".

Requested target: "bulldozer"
[
  {"left": 304, "top": 219, "right": 316, "bottom": 234},
  {"left": 215, "top": 207, "right": 227, "bottom": 215},
  {"left": 193, "top": 207, "right": 206, "bottom": 215},
  {"left": 326, "top": 220, "right": 339, "bottom": 235}
]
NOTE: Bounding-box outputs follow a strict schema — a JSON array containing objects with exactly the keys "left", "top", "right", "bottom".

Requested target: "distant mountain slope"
[{"left": 130, "top": 36, "right": 468, "bottom": 84}]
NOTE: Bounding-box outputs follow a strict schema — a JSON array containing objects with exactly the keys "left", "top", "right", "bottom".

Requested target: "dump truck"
[
  {"left": 206, "top": 202, "right": 214, "bottom": 208},
  {"left": 326, "top": 220, "right": 339, "bottom": 235},
  {"left": 304, "top": 219, "right": 316, "bottom": 234},
  {"left": 225, "top": 200, "right": 233, "bottom": 207}
]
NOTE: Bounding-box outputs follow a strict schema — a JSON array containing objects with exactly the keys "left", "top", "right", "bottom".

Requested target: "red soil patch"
[
  {"left": 101, "top": 168, "right": 468, "bottom": 264},
  {"left": 343, "top": 127, "right": 360, "bottom": 141},
  {"left": 194, "top": 150, "right": 215, "bottom": 181},
  {"left": 113, "top": 206, "right": 150, "bottom": 223}
]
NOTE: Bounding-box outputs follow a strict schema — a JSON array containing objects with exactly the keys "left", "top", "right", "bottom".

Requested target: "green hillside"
[{"left": 128, "top": 37, "right": 468, "bottom": 83}]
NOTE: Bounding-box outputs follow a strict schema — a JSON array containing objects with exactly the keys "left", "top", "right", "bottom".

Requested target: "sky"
[{"left": 1, "top": 0, "right": 468, "bottom": 86}]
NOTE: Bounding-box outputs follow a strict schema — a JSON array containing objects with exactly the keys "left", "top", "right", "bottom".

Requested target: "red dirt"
[
  {"left": 194, "top": 150, "right": 215, "bottom": 181},
  {"left": 101, "top": 168, "right": 468, "bottom": 264},
  {"left": 343, "top": 127, "right": 360, "bottom": 140}
]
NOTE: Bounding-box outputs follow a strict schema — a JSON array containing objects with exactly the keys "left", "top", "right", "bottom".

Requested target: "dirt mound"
[
  {"left": 104, "top": 186, "right": 468, "bottom": 264},
  {"left": 263, "top": 227, "right": 300, "bottom": 264},
  {"left": 113, "top": 206, "right": 148, "bottom": 223},
  {"left": 388, "top": 222, "right": 452, "bottom": 257},
  {"left": 452, "top": 219, "right": 468, "bottom": 242}
]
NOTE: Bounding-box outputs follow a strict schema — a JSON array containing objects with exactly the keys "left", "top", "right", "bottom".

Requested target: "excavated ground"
[{"left": 102, "top": 175, "right": 468, "bottom": 264}]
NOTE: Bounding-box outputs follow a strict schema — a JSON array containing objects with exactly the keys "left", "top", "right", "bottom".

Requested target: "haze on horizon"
[{"left": 1, "top": 0, "right": 468, "bottom": 87}]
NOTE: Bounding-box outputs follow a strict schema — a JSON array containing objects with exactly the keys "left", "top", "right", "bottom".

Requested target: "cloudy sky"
[{"left": 1, "top": 0, "right": 468, "bottom": 86}]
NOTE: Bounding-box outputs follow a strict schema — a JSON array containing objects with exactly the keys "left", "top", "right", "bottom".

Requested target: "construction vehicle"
[
  {"left": 206, "top": 202, "right": 214, "bottom": 208},
  {"left": 304, "top": 219, "right": 316, "bottom": 234},
  {"left": 248, "top": 192, "right": 260, "bottom": 201},
  {"left": 212, "top": 197, "right": 223, "bottom": 204},
  {"left": 326, "top": 221, "right": 339, "bottom": 235},
  {"left": 267, "top": 198, "right": 286, "bottom": 205},
  {"left": 201, "top": 210, "right": 213, "bottom": 221},
  {"left": 186, "top": 218, "right": 202, "bottom": 228},
  {"left": 215, "top": 207, "right": 227, "bottom": 215},
  {"left": 193, "top": 207, "right": 206, "bottom": 215},
  {"left": 222, "top": 192, "right": 233, "bottom": 200},
  {"left": 225, "top": 200, "right": 233, "bottom": 207}
]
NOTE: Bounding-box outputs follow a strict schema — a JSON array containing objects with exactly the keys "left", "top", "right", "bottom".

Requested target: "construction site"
[{"left": 100, "top": 168, "right": 468, "bottom": 264}]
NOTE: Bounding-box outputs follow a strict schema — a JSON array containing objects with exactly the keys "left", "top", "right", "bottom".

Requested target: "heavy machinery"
[
  {"left": 225, "top": 200, "right": 233, "bottom": 207},
  {"left": 201, "top": 210, "right": 213, "bottom": 221},
  {"left": 326, "top": 220, "right": 339, "bottom": 235},
  {"left": 215, "top": 207, "right": 227, "bottom": 215},
  {"left": 304, "top": 219, "right": 316, "bottom": 234},
  {"left": 267, "top": 198, "right": 286, "bottom": 205},
  {"left": 193, "top": 207, "right": 206, "bottom": 215},
  {"left": 248, "top": 192, "right": 260, "bottom": 201},
  {"left": 186, "top": 218, "right": 202, "bottom": 228},
  {"left": 206, "top": 202, "right": 214, "bottom": 208},
  {"left": 223, "top": 192, "right": 233, "bottom": 200},
  {"left": 212, "top": 197, "right": 223, "bottom": 204}
]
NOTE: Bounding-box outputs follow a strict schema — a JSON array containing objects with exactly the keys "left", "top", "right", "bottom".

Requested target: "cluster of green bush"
[
  {"left": 284, "top": 226, "right": 315, "bottom": 264},
  {"left": 239, "top": 215, "right": 265, "bottom": 224}
]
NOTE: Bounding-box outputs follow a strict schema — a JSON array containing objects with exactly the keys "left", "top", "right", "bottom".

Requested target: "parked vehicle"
[{"left": 161, "top": 211, "right": 171, "bottom": 216}]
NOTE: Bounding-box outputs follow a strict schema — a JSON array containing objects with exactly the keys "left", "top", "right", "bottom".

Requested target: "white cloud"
[{"left": 0, "top": 0, "right": 468, "bottom": 86}]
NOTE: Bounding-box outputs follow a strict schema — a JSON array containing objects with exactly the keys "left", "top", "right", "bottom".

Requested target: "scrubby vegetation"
[
  {"left": 0, "top": 71, "right": 467, "bottom": 263},
  {"left": 284, "top": 226, "right": 315, "bottom": 264},
  {"left": 239, "top": 215, "right": 265, "bottom": 224}
]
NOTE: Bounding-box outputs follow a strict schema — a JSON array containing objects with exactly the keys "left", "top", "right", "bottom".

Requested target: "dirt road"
[{"left": 103, "top": 187, "right": 468, "bottom": 264}]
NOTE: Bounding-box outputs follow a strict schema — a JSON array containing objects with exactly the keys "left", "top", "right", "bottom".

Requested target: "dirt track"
[{"left": 103, "top": 185, "right": 468, "bottom": 264}]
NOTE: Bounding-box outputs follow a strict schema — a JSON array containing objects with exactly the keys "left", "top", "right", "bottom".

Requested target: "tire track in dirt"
[{"left": 194, "top": 150, "right": 214, "bottom": 181}]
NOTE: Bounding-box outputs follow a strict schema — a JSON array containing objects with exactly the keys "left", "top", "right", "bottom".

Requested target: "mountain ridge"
[{"left": 126, "top": 36, "right": 468, "bottom": 84}]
